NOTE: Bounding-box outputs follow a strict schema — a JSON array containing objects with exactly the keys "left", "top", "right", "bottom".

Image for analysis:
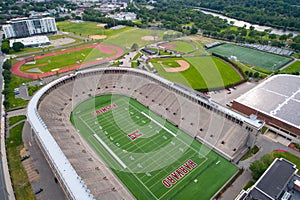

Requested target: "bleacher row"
[
  {"left": 37, "top": 70, "right": 250, "bottom": 199},
  {"left": 243, "top": 44, "right": 294, "bottom": 56}
]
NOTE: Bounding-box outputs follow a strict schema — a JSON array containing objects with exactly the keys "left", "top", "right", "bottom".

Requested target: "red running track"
[{"left": 12, "top": 44, "right": 124, "bottom": 79}]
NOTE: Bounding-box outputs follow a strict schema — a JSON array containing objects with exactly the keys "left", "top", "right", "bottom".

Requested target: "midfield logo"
[
  {"left": 127, "top": 130, "right": 143, "bottom": 141},
  {"left": 91, "top": 103, "right": 117, "bottom": 116}
]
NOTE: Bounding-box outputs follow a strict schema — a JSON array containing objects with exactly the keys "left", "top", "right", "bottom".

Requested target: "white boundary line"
[
  {"left": 141, "top": 112, "right": 177, "bottom": 137},
  {"left": 79, "top": 116, "right": 127, "bottom": 169},
  {"left": 93, "top": 134, "right": 127, "bottom": 169}
]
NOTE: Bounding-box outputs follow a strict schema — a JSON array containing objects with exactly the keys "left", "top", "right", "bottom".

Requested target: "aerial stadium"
[{"left": 27, "top": 67, "right": 263, "bottom": 199}]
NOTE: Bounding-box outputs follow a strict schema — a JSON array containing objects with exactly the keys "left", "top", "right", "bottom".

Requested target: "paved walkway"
[
  {"left": 239, "top": 134, "right": 300, "bottom": 169},
  {"left": 6, "top": 109, "right": 27, "bottom": 118},
  {"left": 8, "top": 119, "right": 26, "bottom": 130},
  {"left": 219, "top": 170, "right": 252, "bottom": 200},
  {"left": 220, "top": 134, "right": 300, "bottom": 199}
]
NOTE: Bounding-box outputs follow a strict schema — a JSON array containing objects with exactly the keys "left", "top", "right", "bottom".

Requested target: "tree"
[
  {"left": 253, "top": 72, "right": 260, "bottom": 78},
  {"left": 250, "top": 160, "right": 267, "bottom": 180},
  {"left": 1, "top": 40, "right": 10, "bottom": 54},
  {"left": 250, "top": 154, "right": 274, "bottom": 180},
  {"left": 260, "top": 154, "right": 274, "bottom": 166},
  {"left": 269, "top": 34, "right": 276, "bottom": 39},
  {"left": 12, "top": 42, "right": 24, "bottom": 52},
  {"left": 131, "top": 43, "right": 139, "bottom": 51},
  {"left": 190, "top": 26, "right": 198, "bottom": 34}
]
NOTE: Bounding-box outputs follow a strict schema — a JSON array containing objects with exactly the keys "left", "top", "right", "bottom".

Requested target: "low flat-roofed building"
[
  {"left": 236, "top": 158, "right": 300, "bottom": 200},
  {"left": 9, "top": 35, "right": 50, "bottom": 47},
  {"left": 232, "top": 75, "right": 300, "bottom": 142}
]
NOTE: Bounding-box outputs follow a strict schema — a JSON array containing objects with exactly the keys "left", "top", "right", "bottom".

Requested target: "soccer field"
[
  {"left": 207, "top": 43, "right": 292, "bottom": 70},
  {"left": 71, "top": 94, "right": 238, "bottom": 200}
]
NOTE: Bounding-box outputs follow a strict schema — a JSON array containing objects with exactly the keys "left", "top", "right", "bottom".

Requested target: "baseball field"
[
  {"left": 150, "top": 56, "right": 242, "bottom": 90},
  {"left": 70, "top": 94, "right": 238, "bottom": 200}
]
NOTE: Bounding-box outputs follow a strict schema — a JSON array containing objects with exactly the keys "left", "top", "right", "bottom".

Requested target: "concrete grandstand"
[{"left": 27, "top": 68, "right": 264, "bottom": 199}]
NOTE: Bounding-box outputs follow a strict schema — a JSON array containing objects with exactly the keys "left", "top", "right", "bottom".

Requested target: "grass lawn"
[
  {"left": 70, "top": 94, "right": 238, "bottom": 200},
  {"left": 133, "top": 52, "right": 141, "bottom": 60},
  {"left": 272, "top": 150, "right": 300, "bottom": 175},
  {"left": 207, "top": 43, "right": 293, "bottom": 70},
  {"left": 9, "top": 115, "right": 27, "bottom": 126},
  {"left": 6, "top": 121, "right": 35, "bottom": 200},
  {"left": 241, "top": 145, "right": 259, "bottom": 161},
  {"left": 243, "top": 181, "right": 255, "bottom": 190},
  {"left": 280, "top": 61, "right": 300, "bottom": 74},
  {"left": 7, "top": 75, "right": 31, "bottom": 110},
  {"left": 56, "top": 21, "right": 133, "bottom": 38},
  {"left": 104, "top": 28, "right": 165, "bottom": 49},
  {"left": 151, "top": 56, "right": 242, "bottom": 90},
  {"left": 9, "top": 47, "right": 53, "bottom": 56},
  {"left": 20, "top": 45, "right": 117, "bottom": 73},
  {"left": 168, "top": 41, "right": 195, "bottom": 53}
]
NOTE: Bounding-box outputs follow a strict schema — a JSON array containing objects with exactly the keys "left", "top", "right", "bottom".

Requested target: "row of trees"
[
  {"left": 0, "top": 0, "right": 76, "bottom": 24},
  {"left": 166, "top": 0, "right": 300, "bottom": 31},
  {"left": 2, "top": 59, "right": 12, "bottom": 109},
  {"left": 82, "top": 9, "right": 136, "bottom": 29},
  {"left": 131, "top": 1, "right": 300, "bottom": 52}
]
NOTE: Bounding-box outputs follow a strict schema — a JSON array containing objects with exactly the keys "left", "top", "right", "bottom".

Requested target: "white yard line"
[
  {"left": 93, "top": 134, "right": 127, "bottom": 169},
  {"left": 126, "top": 167, "right": 159, "bottom": 200},
  {"left": 141, "top": 112, "right": 176, "bottom": 137},
  {"left": 79, "top": 116, "right": 127, "bottom": 169}
]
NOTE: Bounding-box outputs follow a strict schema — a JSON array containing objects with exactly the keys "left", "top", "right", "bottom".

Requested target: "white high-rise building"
[{"left": 2, "top": 17, "right": 57, "bottom": 39}]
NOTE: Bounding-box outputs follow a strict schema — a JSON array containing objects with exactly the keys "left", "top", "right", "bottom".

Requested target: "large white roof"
[{"left": 235, "top": 74, "right": 300, "bottom": 128}]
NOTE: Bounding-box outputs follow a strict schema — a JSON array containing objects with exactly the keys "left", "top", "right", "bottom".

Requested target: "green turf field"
[
  {"left": 20, "top": 47, "right": 115, "bottom": 73},
  {"left": 151, "top": 56, "right": 242, "bottom": 90},
  {"left": 168, "top": 41, "right": 195, "bottom": 53},
  {"left": 207, "top": 43, "right": 292, "bottom": 70},
  {"left": 71, "top": 94, "right": 238, "bottom": 200}
]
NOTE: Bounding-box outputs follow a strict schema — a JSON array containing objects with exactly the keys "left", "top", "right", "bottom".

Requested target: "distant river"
[{"left": 201, "top": 10, "right": 300, "bottom": 36}]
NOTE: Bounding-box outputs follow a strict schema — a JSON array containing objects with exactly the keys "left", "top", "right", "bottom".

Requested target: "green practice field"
[
  {"left": 168, "top": 41, "right": 195, "bottom": 53},
  {"left": 207, "top": 43, "right": 292, "bottom": 70},
  {"left": 151, "top": 56, "right": 242, "bottom": 90},
  {"left": 71, "top": 94, "right": 238, "bottom": 200}
]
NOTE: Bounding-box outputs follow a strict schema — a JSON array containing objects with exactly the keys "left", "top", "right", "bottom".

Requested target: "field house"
[
  {"left": 27, "top": 67, "right": 264, "bottom": 199},
  {"left": 232, "top": 74, "right": 300, "bottom": 144}
]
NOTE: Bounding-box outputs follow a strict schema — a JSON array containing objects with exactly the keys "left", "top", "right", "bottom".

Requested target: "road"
[
  {"left": 22, "top": 122, "right": 66, "bottom": 200},
  {"left": 0, "top": 31, "right": 9, "bottom": 200}
]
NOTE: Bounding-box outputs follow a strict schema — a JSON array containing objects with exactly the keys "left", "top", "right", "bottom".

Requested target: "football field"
[
  {"left": 207, "top": 43, "right": 292, "bottom": 70},
  {"left": 71, "top": 94, "right": 238, "bottom": 200}
]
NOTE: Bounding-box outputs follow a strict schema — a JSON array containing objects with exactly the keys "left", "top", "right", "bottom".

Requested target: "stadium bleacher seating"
[{"left": 37, "top": 70, "right": 252, "bottom": 199}]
